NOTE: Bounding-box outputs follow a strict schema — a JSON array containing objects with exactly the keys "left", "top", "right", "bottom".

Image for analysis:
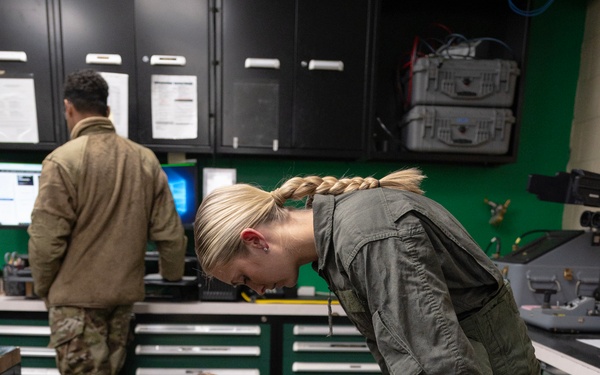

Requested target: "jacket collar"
[
  {"left": 70, "top": 117, "right": 116, "bottom": 139},
  {"left": 311, "top": 194, "right": 336, "bottom": 273}
]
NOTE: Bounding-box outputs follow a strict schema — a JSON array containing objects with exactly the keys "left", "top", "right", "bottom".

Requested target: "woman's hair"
[{"left": 194, "top": 167, "right": 425, "bottom": 275}]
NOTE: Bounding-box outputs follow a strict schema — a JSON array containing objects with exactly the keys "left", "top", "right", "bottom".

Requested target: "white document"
[
  {"left": 0, "top": 77, "right": 39, "bottom": 143},
  {"left": 151, "top": 74, "right": 198, "bottom": 139},
  {"left": 100, "top": 72, "right": 129, "bottom": 138}
]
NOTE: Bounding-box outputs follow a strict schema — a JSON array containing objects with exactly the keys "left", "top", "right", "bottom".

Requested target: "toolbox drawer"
[
  {"left": 0, "top": 324, "right": 55, "bottom": 369},
  {"left": 283, "top": 325, "right": 380, "bottom": 374},
  {"left": 131, "top": 323, "right": 269, "bottom": 373}
]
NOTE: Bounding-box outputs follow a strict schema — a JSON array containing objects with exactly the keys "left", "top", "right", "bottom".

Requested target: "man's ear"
[
  {"left": 64, "top": 99, "right": 72, "bottom": 112},
  {"left": 240, "top": 228, "right": 267, "bottom": 250}
]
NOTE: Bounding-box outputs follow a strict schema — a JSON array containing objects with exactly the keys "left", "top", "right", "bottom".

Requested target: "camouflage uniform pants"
[{"left": 48, "top": 305, "right": 134, "bottom": 375}]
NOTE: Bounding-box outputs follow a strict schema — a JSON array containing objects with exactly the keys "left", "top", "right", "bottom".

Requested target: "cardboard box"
[{"left": 0, "top": 346, "right": 20, "bottom": 373}]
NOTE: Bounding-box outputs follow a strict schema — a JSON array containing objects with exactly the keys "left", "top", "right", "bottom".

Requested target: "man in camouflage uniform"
[
  {"left": 49, "top": 306, "right": 132, "bottom": 374},
  {"left": 28, "top": 69, "right": 187, "bottom": 374}
]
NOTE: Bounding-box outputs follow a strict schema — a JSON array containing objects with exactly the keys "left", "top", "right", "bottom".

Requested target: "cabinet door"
[
  {"left": 60, "top": 0, "right": 138, "bottom": 140},
  {"left": 219, "top": 0, "right": 295, "bottom": 152},
  {"left": 293, "top": 0, "right": 372, "bottom": 155},
  {"left": 135, "top": 0, "right": 211, "bottom": 153},
  {"left": 0, "top": 0, "right": 62, "bottom": 149}
]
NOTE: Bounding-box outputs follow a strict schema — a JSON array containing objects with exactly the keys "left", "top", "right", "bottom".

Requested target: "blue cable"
[{"left": 508, "top": 0, "right": 555, "bottom": 17}]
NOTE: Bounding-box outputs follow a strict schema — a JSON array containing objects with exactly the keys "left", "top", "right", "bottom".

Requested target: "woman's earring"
[{"left": 263, "top": 247, "right": 269, "bottom": 253}]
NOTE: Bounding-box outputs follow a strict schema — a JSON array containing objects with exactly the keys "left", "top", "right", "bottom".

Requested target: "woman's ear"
[{"left": 240, "top": 228, "right": 267, "bottom": 250}]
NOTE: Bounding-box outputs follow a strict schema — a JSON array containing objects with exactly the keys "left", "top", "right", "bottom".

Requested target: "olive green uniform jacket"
[
  {"left": 28, "top": 117, "right": 187, "bottom": 308},
  {"left": 312, "top": 189, "right": 540, "bottom": 374}
]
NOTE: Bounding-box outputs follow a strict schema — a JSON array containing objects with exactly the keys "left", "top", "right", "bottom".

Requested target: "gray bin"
[
  {"left": 401, "top": 105, "right": 514, "bottom": 154},
  {"left": 410, "top": 57, "right": 519, "bottom": 107}
]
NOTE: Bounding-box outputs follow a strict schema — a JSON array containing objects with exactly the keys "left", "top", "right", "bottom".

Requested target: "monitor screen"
[
  {"left": 0, "top": 163, "right": 42, "bottom": 227},
  {"left": 161, "top": 163, "right": 198, "bottom": 229}
]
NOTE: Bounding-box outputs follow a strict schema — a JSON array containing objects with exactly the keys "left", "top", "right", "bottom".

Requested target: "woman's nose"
[{"left": 246, "top": 282, "right": 265, "bottom": 295}]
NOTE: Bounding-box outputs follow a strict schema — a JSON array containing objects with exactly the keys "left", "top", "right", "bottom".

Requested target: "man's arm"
[
  {"left": 27, "top": 161, "right": 76, "bottom": 298},
  {"left": 149, "top": 168, "right": 186, "bottom": 281}
]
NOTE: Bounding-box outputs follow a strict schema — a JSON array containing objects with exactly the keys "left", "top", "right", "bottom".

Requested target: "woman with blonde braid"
[{"left": 194, "top": 168, "right": 540, "bottom": 375}]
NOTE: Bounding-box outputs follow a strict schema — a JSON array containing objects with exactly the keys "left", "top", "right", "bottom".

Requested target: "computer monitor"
[
  {"left": 0, "top": 163, "right": 42, "bottom": 227},
  {"left": 161, "top": 162, "right": 199, "bottom": 229}
]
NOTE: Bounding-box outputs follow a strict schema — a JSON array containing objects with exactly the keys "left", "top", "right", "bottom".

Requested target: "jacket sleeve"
[
  {"left": 27, "top": 161, "right": 76, "bottom": 298},
  {"left": 149, "top": 167, "right": 187, "bottom": 281},
  {"left": 347, "top": 219, "right": 483, "bottom": 374}
]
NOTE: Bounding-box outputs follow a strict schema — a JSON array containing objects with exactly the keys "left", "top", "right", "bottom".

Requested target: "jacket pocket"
[
  {"left": 48, "top": 306, "right": 85, "bottom": 348},
  {"left": 373, "top": 310, "right": 425, "bottom": 375}
]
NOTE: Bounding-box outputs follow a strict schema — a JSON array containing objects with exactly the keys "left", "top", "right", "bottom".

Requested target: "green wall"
[{"left": 0, "top": 0, "right": 587, "bottom": 293}]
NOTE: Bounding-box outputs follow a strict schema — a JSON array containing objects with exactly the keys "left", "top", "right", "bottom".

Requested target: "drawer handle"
[
  {"left": 293, "top": 341, "right": 368, "bottom": 352},
  {"left": 135, "top": 324, "right": 261, "bottom": 335},
  {"left": 293, "top": 325, "right": 360, "bottom": 336},
  {"left": 135, "top": 345, "right": 260, "bottom": 356},
  {"left": 135, "top": 369, "right": 260, "bottom": 375},
  {"left": 292, "top": 362, "right": 381, "bottom": 372},
  {"left": 0, "top": 325, "right": 50, "bottom": 336},
  {"left": 19, "top": 346, "right": 56, "bottom": 358}
]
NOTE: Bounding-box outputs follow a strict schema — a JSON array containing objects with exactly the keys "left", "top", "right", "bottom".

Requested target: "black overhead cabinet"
[
  {"left": 0, "top": 0, "right": 531, "bottom": 165},
  {"left": 217, "top": 0, "right": 376, "bottom": 159},
  {"left": 60, "top": 0, "right": 138, "bottom": 140},
  {"left": 135, "top": 0, "right": 212, "bottom": 153},
  {"left": 219, "top": 0, "right": 295, "bottom": 152},
  {"left": 0, "top": 0, "right": 63, "bottom": 150}
]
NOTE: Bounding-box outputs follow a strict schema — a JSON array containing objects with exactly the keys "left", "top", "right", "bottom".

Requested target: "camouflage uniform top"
[{"left": 28, "top": 117, "right": 187, "bottom": 308}]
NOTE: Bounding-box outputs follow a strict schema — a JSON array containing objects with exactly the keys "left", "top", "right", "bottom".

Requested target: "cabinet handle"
[
  {"left": 244, "top": 58, "right": 280, "bottom": 69},
  {"left": 135, "top": 345, "right": 261, "bottom": 356},
  {"left": 0, "top": 51, "right": 27, "bottom": 62},
  {"left": 85, "top": 53, "right": 122, "bottom": 65},
  {"left": 150, "top": 55, "right": 187, "bottom": 66},
  {"left": 307, "top": 60, "right": 344, "bottom": 72},
  {"left": 292, "top": 362, "right": 381, "bottom": 372}
]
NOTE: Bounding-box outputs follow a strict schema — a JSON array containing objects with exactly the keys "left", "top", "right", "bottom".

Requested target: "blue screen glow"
[{"left": 161, "top": 164, "right": 198, "bottom": 227}]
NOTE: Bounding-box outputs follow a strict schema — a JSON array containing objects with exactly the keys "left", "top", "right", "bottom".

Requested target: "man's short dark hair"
[{"left": 63, "top": 69, "right": 109, "bottom": 116}]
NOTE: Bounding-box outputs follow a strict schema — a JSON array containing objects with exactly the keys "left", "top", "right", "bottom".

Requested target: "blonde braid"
[{"left": 269, "top": 167, "right": 425, "bottom": 207}]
